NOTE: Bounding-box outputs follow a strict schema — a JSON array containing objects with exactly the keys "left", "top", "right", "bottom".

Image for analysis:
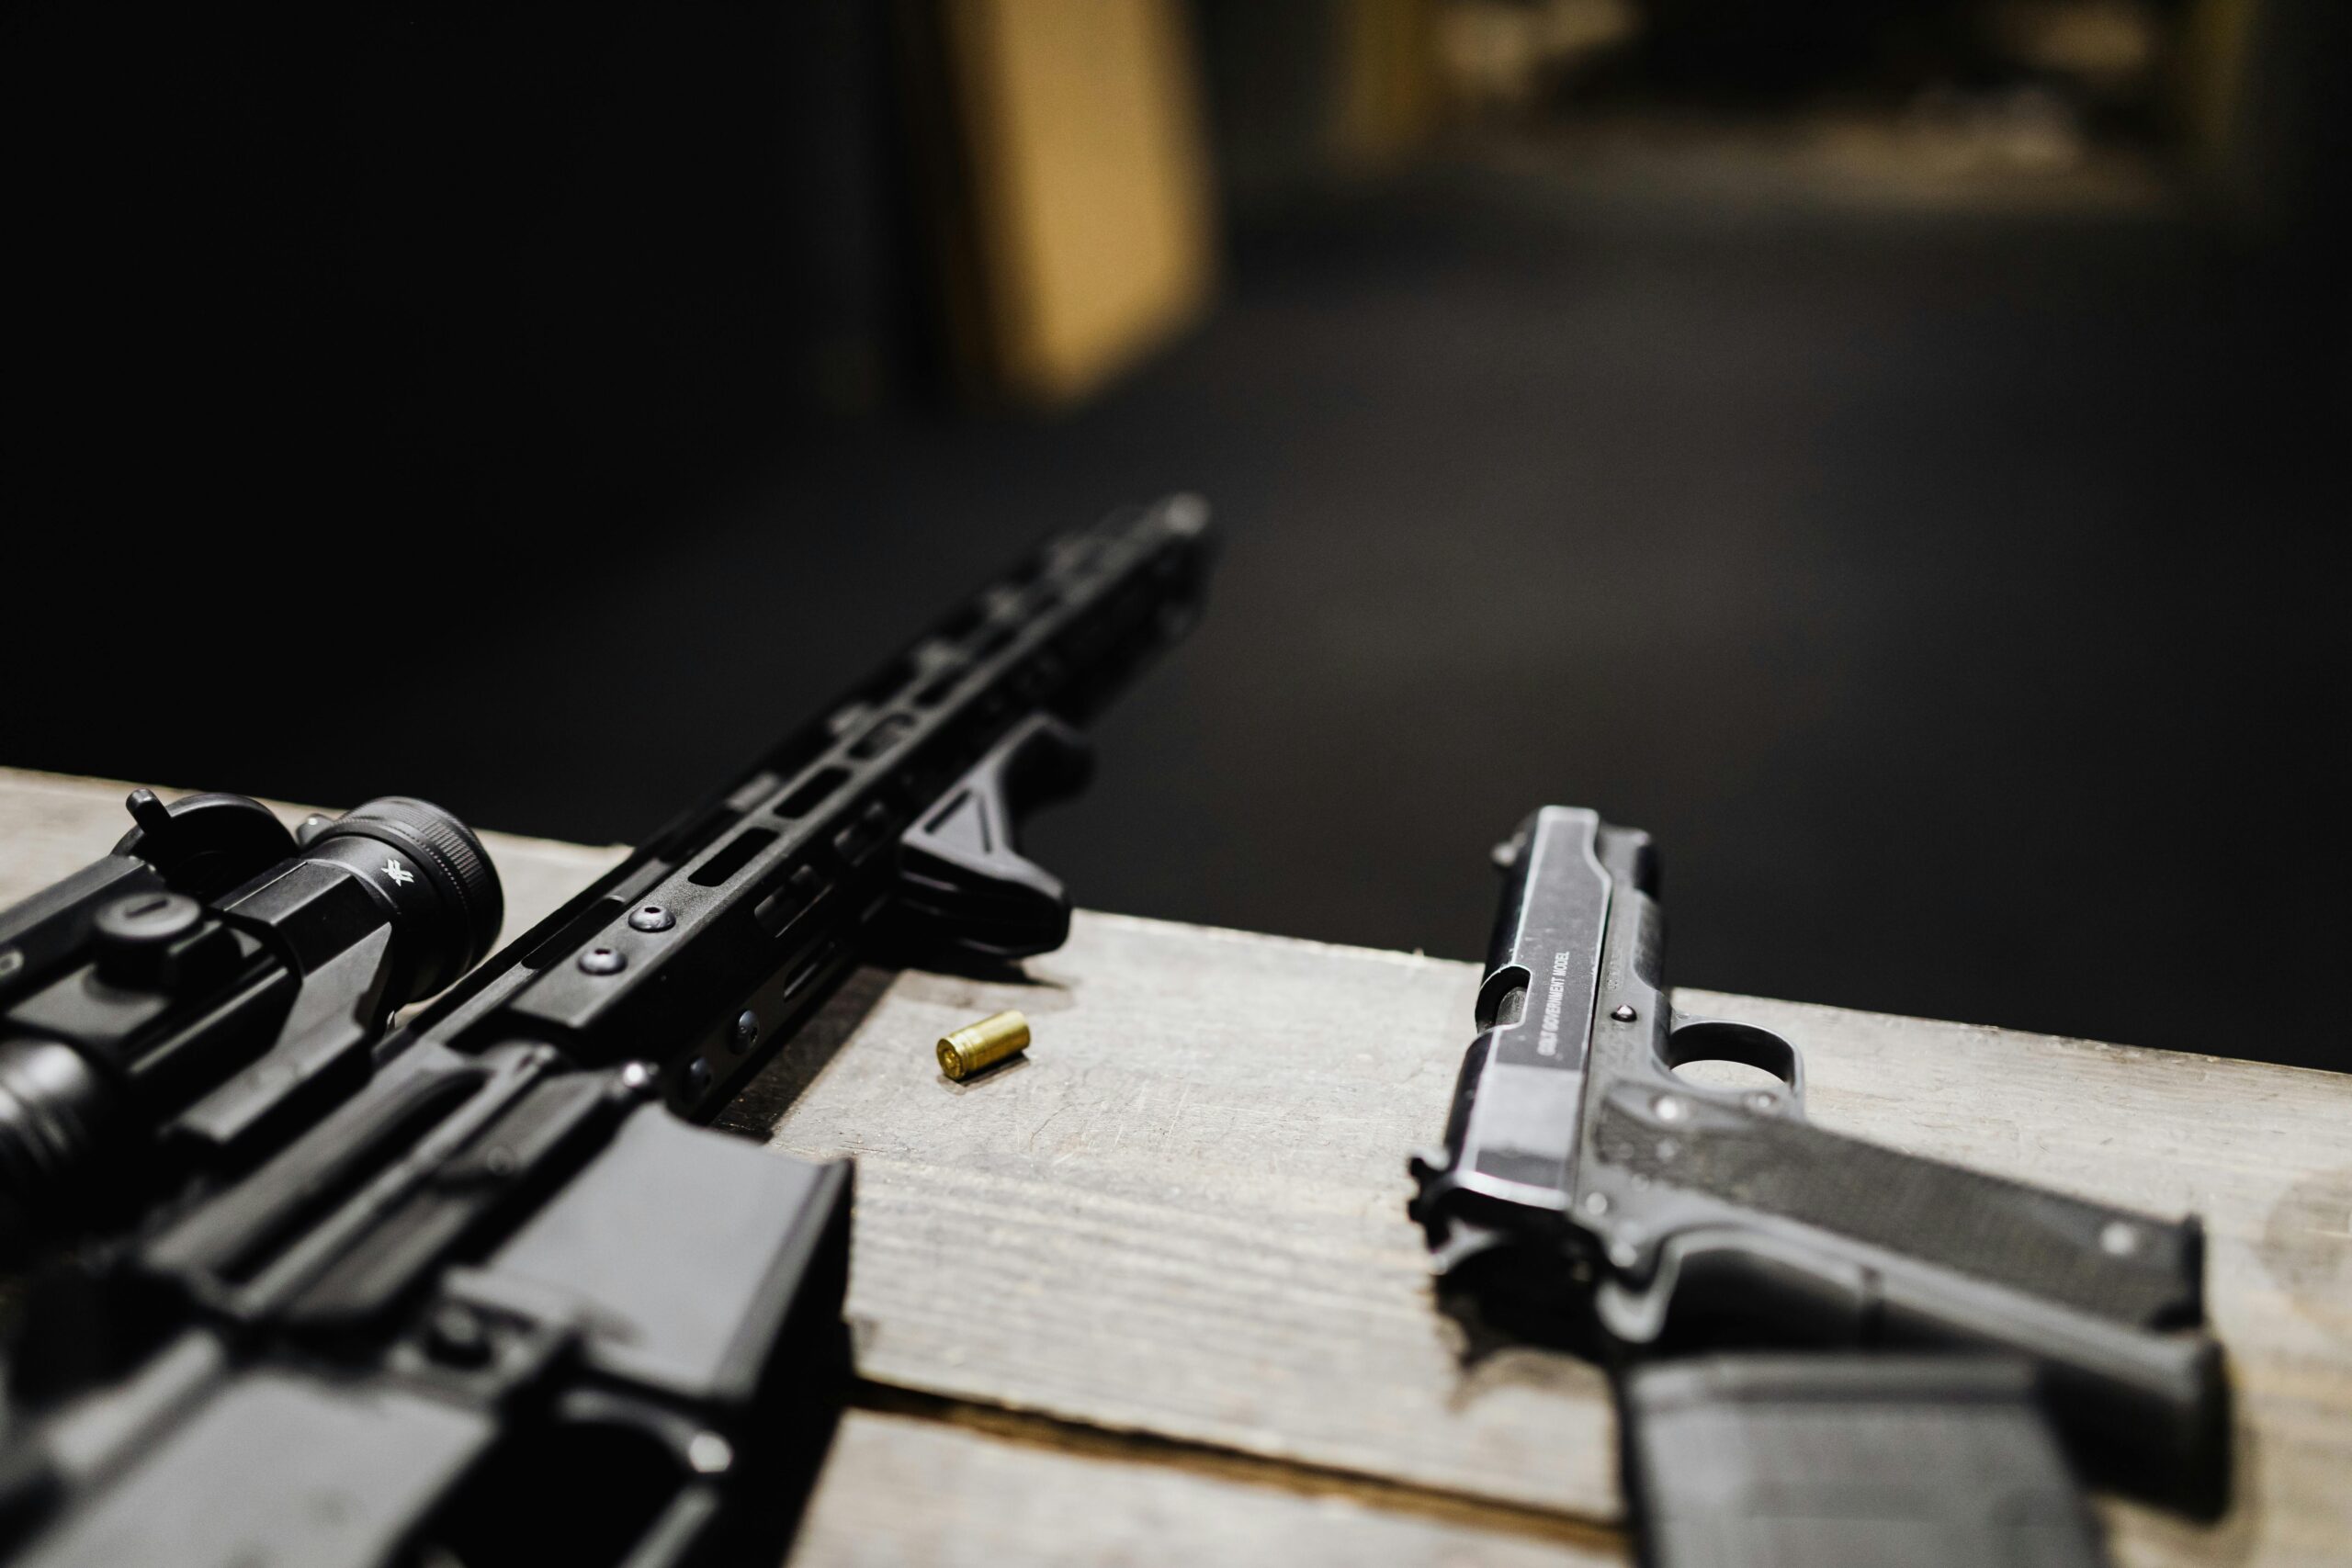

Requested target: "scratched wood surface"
[
  {"left": 792, "top": 1406, "right": 1616, "bottom": 1567},
  {"left": 6, "top": 769, "right": 2348, "bottom": 1566},
  {"left": 726, "top": 913, "right": 2352, "bottom": 1568}
]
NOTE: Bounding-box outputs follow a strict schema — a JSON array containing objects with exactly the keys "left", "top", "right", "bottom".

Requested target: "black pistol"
[
  {"left": 1409, "top": 807, "right": 2228, "bottom": 1548},
  {"left": 0, "top": 495, "right": 1216, "bottom": 1567}
]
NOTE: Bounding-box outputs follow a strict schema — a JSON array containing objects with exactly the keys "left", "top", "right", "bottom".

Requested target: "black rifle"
[
  {"left": 1409, "top": 807, "right": 2228, "bottom": 1563},
  {"left": 0, "top": 495, "right": 1216, "bottom": 1567}
]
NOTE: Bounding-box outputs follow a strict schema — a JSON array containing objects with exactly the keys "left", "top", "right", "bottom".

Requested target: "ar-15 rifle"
[
  {"left": 1409, "top": 807, "right": 2228, "bottom": 1565},
  {"left": 0, "top": 495, "right": 1216, "bottom": 1567}
]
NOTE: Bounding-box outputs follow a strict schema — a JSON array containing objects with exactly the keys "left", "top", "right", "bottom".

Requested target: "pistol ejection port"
[{"left": 937, "top": 1010, "right": 1030, "bottom": 1080}]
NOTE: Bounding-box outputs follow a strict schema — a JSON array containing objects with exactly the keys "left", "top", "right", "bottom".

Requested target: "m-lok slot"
[
  {"left": 847, "top": 713, "right": 914, "bottom": 761},
  {"left": 773, "top": 768, "right": 848, "bottom": 819},
  {"left": 688, "top": 829, "right": 777, "bottom": 888}
]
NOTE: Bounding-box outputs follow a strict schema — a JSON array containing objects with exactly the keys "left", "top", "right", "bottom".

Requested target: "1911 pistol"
[{"left": 1408, "top": 807, "right": 2228, "bottom": 1515}]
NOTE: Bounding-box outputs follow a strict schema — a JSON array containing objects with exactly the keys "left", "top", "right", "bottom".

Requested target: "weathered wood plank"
[
  {"left": 792, "top": 1407, "right": 1616, "bottom": 1568},
  {"left": 719, "top": 921, "right": 1623, "bottom": 1513},
  {"left": 725, "top": 914, "right": 2352, "bottom": 1568},
  {"left": 7, "top": 769, "right": 2346, "bottom": 1564},
  {"left": 0, "top": 766, "right": 628, "bottom": 953}
]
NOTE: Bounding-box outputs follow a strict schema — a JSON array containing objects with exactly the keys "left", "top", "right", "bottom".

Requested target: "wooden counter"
[{"left": 6, "top": 768, "right": 2345, "bottom": 1565}]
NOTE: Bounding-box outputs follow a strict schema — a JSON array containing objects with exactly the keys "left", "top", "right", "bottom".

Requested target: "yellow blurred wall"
[{"left": 942, "top": 0, "right": 1218, "bottom": 406}]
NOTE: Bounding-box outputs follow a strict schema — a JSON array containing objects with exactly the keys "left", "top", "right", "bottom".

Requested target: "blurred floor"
[{"left": 18, "top": 143, "right": 2343, "bottom": 1068}]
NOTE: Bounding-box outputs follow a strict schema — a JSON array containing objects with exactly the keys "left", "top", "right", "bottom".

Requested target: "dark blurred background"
[{"left": 6, "top": 3, "right": 2345, "bottom": 1067}]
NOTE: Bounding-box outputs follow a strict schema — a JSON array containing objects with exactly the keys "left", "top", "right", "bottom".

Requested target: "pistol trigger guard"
[
  {"left": 893, "top": 713, "right": 1093, "bottom": 963},
  {"left": 1661, "top": 1018, "right": 1807, "bottom": 1113}
]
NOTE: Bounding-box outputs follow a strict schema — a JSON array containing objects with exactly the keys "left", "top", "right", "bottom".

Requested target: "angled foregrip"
[
  {"left": 1594, "top": 1087, "right": 2228, "bottom": 1512},
  {"left": 893, "top": 714, "right": 1092, "bottom": 961}
]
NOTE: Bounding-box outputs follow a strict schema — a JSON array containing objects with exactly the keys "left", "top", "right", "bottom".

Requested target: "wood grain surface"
[
  {"left": 6, "top": 768, "right": 2347, "bottom": 1565},
  {"left": 725, "top": 913, "right": 2352, "bottom": 1568},
  {"left": 794, "top": 1404, "right": 1617, "bottom": 1567}
]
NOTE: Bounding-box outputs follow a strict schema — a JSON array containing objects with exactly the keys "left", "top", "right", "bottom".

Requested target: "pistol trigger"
[
  {"left": 893, "top": 714, "right": 1093, "bottom": 962},
  {"left": 1594, "top": 1271, "right": 1673, "bottom": 1347}
]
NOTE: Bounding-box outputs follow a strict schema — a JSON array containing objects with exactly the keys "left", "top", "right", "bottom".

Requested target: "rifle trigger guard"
[{"left": 892, "top": 713, "right": 1093, "bottom": 963}]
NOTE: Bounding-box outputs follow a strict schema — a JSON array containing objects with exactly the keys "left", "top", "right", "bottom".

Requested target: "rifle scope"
[{"left": 0, "top": 791, "right": 501, "bottom": 1257}]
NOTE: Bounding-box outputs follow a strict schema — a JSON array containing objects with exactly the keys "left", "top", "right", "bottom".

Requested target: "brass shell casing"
[{"left": 936, "top": 1010, "right": 1030, "bottom": 1080}]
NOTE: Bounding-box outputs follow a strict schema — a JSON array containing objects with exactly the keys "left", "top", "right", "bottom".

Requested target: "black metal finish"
[
  {"left": 1621, "top": 1356, "right": 2110, "bottom": 1568},
  {"left": 0, "top": 1044, "right": 855, "bottom": 1568},
  {"left": 401, "top": 493, "right": 1214, "bottom": 1123},
  {"left": 1409, "top": 806, "right": 2230, "bottom": 1518},
  {"left": 0, "top": 495, "right": 1216, "bottom": 1567},
  {"left": 892, "top": 713, "right": 1093, "bottom": 963},
  {"left": 0, "top": 791, "right": 501, "bottom": 1258}
]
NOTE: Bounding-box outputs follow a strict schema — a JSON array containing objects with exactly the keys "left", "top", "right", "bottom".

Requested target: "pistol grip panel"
[
  {"left": 1594, "top": 1092, "right": 2200, "bottom": 1330},
  {"left": 1591, "top": 1090, "right": 2229, "bottom": 1513}
]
